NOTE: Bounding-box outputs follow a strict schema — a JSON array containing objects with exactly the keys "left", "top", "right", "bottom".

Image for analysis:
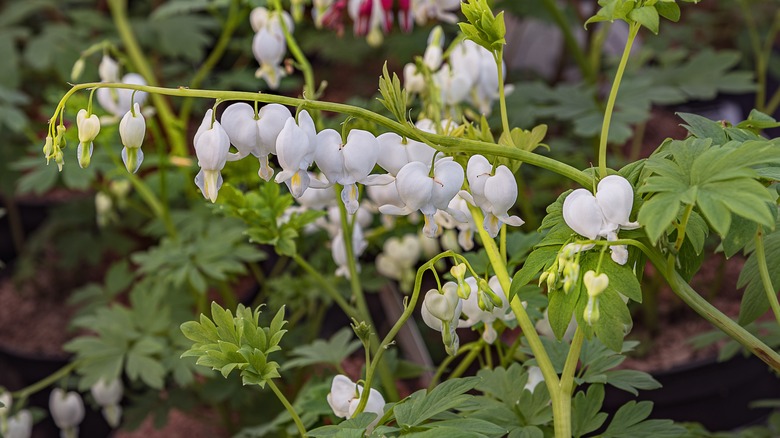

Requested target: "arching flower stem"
[{"left": 49, "top": 82, "right": 592, "bottom": 187}]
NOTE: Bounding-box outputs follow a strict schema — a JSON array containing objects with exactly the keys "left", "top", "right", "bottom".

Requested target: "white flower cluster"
[
  {"left": 421, "top": 264, "right": 519, "bottom": 354},
  {"left": 192, "top": 100, "right": 527, "bottom": 281},
  {"left": 0, "top": 392, "right": 32, "bottom": 438},
  {"left": 405, "top": 28, "right": 510, "bottom": 115},
  {"left": 250, "top": 7, "right": 293, "bottom": 89},
  {"left": 327, "top": 374, "right": 385, "bottom": 429}
]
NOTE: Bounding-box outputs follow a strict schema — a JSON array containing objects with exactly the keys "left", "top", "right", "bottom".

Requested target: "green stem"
[
  {"left": 598, "top": 22, "right": 639, "bottom": 179},
  {"left": 643, "top": 245, "right": 780, "bottom": 372},
  {"left": 266, "top": 379, "right": 307, "bottom": 437},
  {"left": 668, "top": 203, "right": 694, "bottom": 272},
  {"left": 52, "top": 83, "right": 592, "bottom": 187},
  {"left": 107, "top": 0, "right": 186, "bottom": 156},
  {"left": 755, "top": 226, "right": 780, "bottom": 325},
  {"left": 352, "top": 251, "right": 464, "bottom": 415},
  {"left": 291, "top": 254, "right": 358, "bottom": 319},
  {"left": 541, "top": 0, "right": 594, "bottom": 82},
  {"left": 495, "top": 47, "right": 511, "bottom": 137},
  {"left": 334, "top": 192, "right": 399, "bottom": 401},
  {"left": 560, "top": 326, "right": 584, "bottom": 396},
  {"left": 11, "top": 362, "right": 77, "bottom": 400},
  {"left": 428, "top": 342, "right": 478, "bottom": 390},
  {"left": 449, "top": 341, "right": 484, "bottom": 379},
  {"left": 103, "top": 146, "right": 178, "bottom": 239},
  {"left": 180, "top": 0, "right": 244, "bottom": 129},
  {"left": 468, "top": 205, "right": 566, "bottom": 437}
]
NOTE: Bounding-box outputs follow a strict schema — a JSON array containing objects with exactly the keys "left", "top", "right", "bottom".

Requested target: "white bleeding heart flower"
[
  {"left": 460, "top": 276, "right": 517, "bottom": 344},
  {"left": 562, "top": 175, "right": 639, "bottom": 265},
  {"left": 119, "top": 103, "right": 146, "bottom": 174},
  {"left": 412, "top": 0, "right": 460, "bottom": 25},
  {"left": 76, "top": 109, "right": 100, "bottom": 169},
  {"left": 331, "top": 224, "right": 367, "bottom": 279},
  {"left": 449, "top": 39, "right": 509, "bottom": 115},
  {"left": 275, "top": 111, "right": 318, "bottom": 198},
  {"left": 49, "top": 389, "right": 84, "bottom": 438},
  {"left": 96, "top": 74, "right": 148, "bottom": 119},
  {"left": 421, "top": 282, "right": 467, "bottom": 355},
  {"left": 434, "top": 64, "right": 472, "bottom": 106},
  {"left": 193, "top": 109, "right": 231, "bottom": 203},
  {"left": 596, "top": 175, "right": 639, "bottom": 231},
  {"left": 379, "top": 158, "right": 466, "bottom": 238},
  {"left": 403, "top": 63, "right": 426, "bottom": 94},
  {"left": 98, "top": 54, "right": 119, "bottom": 82},
  {"left": 423, "top": 26, "right": 444, "bottom": 70},
  {"left": 91, "top": 379, "right": 123, "bottom": 428},
  {"left": 6, "top": 410, "right": 32, "bottom": 438},
  {"left": 326, "top": 375, "right": 385, "bottom": 429},
  {"left": 376, "top": 132, "right": 436, "bottom": 176},
  {"left": 461, "top": 155, "right": 524, "bottom": 237},
  {"left": 314, "top": 129, "right": 393, "bottom": 214},
  {"left": 221, "top": 103, "right": 292, "bottom": 181},
  {"left": 0, "top": 391, "right": 11, "bottom": 418},
  {"left": 376, "top": 234, "right": 421, "bottom": 290},
  {"left": 251, "top": 7, "right": 293, "bottom": 89}
]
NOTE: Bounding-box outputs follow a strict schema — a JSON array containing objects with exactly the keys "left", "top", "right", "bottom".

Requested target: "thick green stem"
[
  {"left": 11, "top": 362, "right": 77, "bottom": 400},
  {"left": 107, "top": 0, "right": 186, "bottom": 156},
  {"left": 755, "top": 226, "right": 780, "bottom": 325},
  {"left": 468, "top": 205, "right": 567, "bottom": 437},
  {"left": 598, "top": 22, "right": 639, "bottom": 178},
  {"left": 266, "top": 379, "right": 307, "bottom": 437},
  {"left": 52, "top": 83, "right": 591, "bottom": 187}
]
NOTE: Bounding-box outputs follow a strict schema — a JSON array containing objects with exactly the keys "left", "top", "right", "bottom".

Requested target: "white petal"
[
  {"left": 91, "top": 379, "right": 123, "bottom": 406},
  {"left": 49, "top": 389, "right": 85, "bottom": 429},
  {"left": 276, "top": 118, "right": 310, "bottom": 171},
  {"left": 395, "top": 162, "right": 434, "bottom": 211},
  {"left": 327, "top": 375, "right": 356, "bottom": 419},
  {"left": 342, "top": 129, "right": 378, "bottom": 184},
  {"left": 430, "top": 159, "right": 464, "bottom": 210},
  {"left": 376, "top": 132, "right": 410, "bottom": 175},
  {"left": 257, "top": 104, "right": 292, "bottom": 155},
  {"left": 596, "top": 175, "right": 635, "bottom": 228},
  {"left": 484, "top": 165, "right": 518, "bottom": 217},
  {"left": 562, "top": 189, "right": 603, "bottom": 240},
  {"left": 314, "top": 128, "right": 346, "bottom": 184},
  {"left": 119, "top": 104, "right": 145, "bottom": 149},
  {"left": 221, "top": 103, "right": 260, "bottom": 157}
]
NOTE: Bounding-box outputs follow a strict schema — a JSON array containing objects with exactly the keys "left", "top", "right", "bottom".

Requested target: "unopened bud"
[
  {"left": 71, "top": 58, "right": 85, "bottom": 81},
  {"left": 43, "top": 136, "right": 54, "bottom": 162},
  {"left": 583, "top": 296, "right": 600, "bottom": 325}
]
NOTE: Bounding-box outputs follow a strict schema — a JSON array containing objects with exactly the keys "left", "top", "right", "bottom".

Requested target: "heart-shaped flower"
[
  {"left": 327, "top": 374, "right": 385, "bottom": 429},
  {"left": 49, "top": 388, "right": 85, "bottom": 433},
  {"left": 221, "top": 102, "right": 291, "bottom": 181},
  {"left": 194, "top": 109, "right": 231, "bottom": 203},
  {"left": 461, "top": 155, "right": 524, "bottom": 237},
  {"left": 275, "top": 111, "right": 318, "bottom": 197}
]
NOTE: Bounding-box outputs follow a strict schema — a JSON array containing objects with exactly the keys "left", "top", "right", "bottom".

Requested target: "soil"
[
  {"left": 114, "top": 409, "right": 229, "bottom": 438},
  {"left": 621, "top": 235, "right": 751, "bottom": 373}
]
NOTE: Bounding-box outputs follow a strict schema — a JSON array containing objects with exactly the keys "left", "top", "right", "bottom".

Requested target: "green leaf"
[
  {"left": 510, "top": 246, "right": 558, "bottom": 299},
  {"left": 548, "top": 283, "right": 582, "bottom": 340},
  {"left": 601, "top": 370, "right": 661, "bottom": 396},
  {"left": 655, "top": 2, "right": 680, "bottom": 22},
  {"left": 602, "top": 401, "right": 685, "bottom": 437},
  {"left": 571, "top": 385, "right": 608, "bottom": 438},
  {"left": 394, "top": 377, "right": 480, "bottom": 427},
  {"left": 738, "top": 225, "right": 780, "bottom": 325},
  {"left": 637, "top": 192, "right": 681, "bottom": 244},
  {"left": 600, "top": 257, "right": 642, "bottom": 303},
  {"left": 283, "top": 328, "right": 361, "bottom": 370},
  {"left": 677, "top": 112, "right": 729, "bottom": 145},
  {"left": 629, "top": 6, "right": 659, "bottom": 34}
]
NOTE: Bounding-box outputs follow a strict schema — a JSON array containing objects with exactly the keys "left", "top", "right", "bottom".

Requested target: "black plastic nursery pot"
[{"left": 603, "top": 353, "right": 780, "bottom": 432}]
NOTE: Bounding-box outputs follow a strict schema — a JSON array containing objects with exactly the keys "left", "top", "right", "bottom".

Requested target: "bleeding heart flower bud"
[
  {"left": 119, "top": 103, "right": 146, "bottom": 174},
  {"left": 49, "top": 388, "right": 84, "bottom": 437}
]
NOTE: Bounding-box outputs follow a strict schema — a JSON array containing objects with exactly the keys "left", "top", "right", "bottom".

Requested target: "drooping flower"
[
  {"left": 119, "top": 103, "right": 146, "bottom": 174},
  {"left": 327, "top": 374, "right": 385, "bottom": 427},
  {"left": 220, "top": 102, "right": 292, "bottom": 181},
  {"left": 375, "top": 132, "right": 436, "bottom": 176},
  {"left": 193, "top": 109, "right": 231, "bottom": 203},
  {"left": 98, "top": 54, "right": 120, "bottom": 82},
  {"left": 379, "top": 158, "right": 466, "bottom": 237},
  {"left": 6, "top": 410, "right": 32, "bottom": 438},
  {"left": 583, "top": 270, "right": 609, "bottom": 325},
  {"left": 331, "top": 224, "right": 368, "bottom": 279},
  {"left": 562, "top": 175, "right": 639, "bottom": 265},
  {"left": 49, "top": 389, "right": 84, "bottom": 438},
  {"left": 423, "top": 26, "right": 444, "bottom": 70},
  {"left": 376, "top": 234, "right": 421, "bottom": 291},
  {"left": 347, "top": 0, "right": 392, "bottom": 46},
  {"left": 421, "top": 282, "right": 467, "bottom": 355},
  {"left": 275, "top": 110, "right": 318, "bottom": 197},
  {"left": 96, "top": 73, "right": 148, "bottom": 119},
  {"left": 412, "top": 0, "right": 461, "bottom": 25},
  {"left": 460, "top": 276, "right": 516, "bottom": 344},
  {"left": 91, "top": 379, "right": 123, "bottom": 428},
  {"left": 461, "top": 155, "right": 524, "bottom": 237},
  {"left": 251, "top": 7, "right": 293, "bottom": 89},
  {"left": 449, "top": 39, "right": 510, "bottom": 115},
  {"left": 76, "top": 109, "right": 100, "bottom": 168},
  {"left": 314, "top": 128, "right": 393, "bottom": 214}
]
